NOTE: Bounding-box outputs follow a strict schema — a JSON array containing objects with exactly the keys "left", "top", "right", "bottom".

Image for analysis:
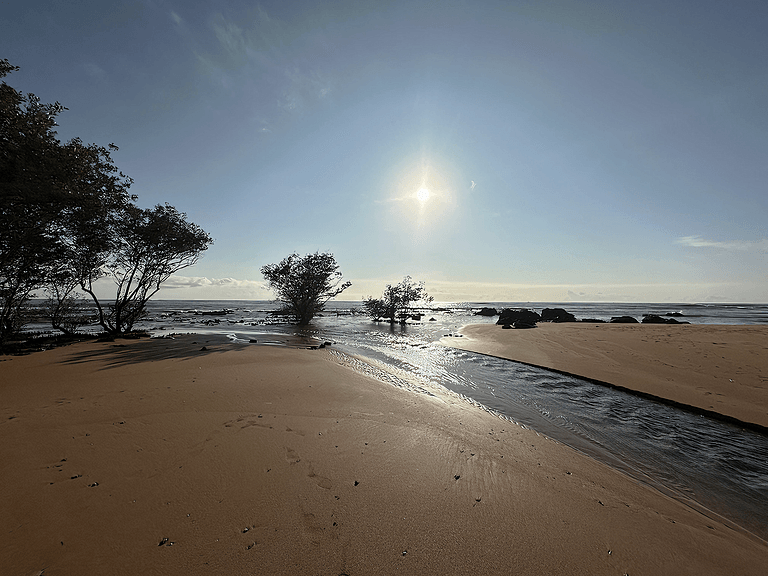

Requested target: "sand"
[
  {"left": 2, "top": 335, "right": 767, "bottom": 575},
  {"left": 444, "top": 323, "right": 768, "bottom": 431}
]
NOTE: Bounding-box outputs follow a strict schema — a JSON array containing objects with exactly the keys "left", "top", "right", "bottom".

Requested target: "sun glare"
[{"left": 417, "top": 187, "right": 430, "bottom": 202}]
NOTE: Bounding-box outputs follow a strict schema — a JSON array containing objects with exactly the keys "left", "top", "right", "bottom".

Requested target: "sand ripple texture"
[
  {"left": 124, "top": 299, "right": 768, "bottom": 541},
  {"left": 322, "top": 327, "right": 768, "bottom": 543}
]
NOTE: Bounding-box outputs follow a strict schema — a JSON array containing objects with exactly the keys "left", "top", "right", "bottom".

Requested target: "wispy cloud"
[
  {"left": 162, "top": 275, "right": 264, "bottom": 290},
  {"left": 677, "top": 236, "right": 768, "bottom": 251},
  {"left": 470, "top": 180, "right": 476, "bottom": 191},
  {"left": 159, "top": 275, "right": 272, "bottom": 298},
  {"left": 277, "top": 67, "right": 332, "bottom": 111},
  {"left": 169, "top": 11, "right": 182, "bottom": 26},
  {"left": 367, "top": 279, "right": 738, "bottom": 304},
  {"left": 194, "top": 8, "right": 332, "bottom": 122},
  {"left": 212, "top": 15, "right": 247, "bottom": 60},
  {"left": 82, "top": 62, "right": 106, "bottom": 81}
]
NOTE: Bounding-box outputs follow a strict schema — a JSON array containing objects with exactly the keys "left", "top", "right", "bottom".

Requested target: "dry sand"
[
  {"left": 445, "top": 323, "right": 768, "bottom": 431},
  {"left": 2, "top": 335, "right": 767, "bottom": 575}
]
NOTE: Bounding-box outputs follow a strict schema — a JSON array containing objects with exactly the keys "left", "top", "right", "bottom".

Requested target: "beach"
[
  {"left": 445, "top": 323, "right": 768, "bottom": 431},
  {"left": 2, "top": 334, "right": 767, "bottom": 575}
]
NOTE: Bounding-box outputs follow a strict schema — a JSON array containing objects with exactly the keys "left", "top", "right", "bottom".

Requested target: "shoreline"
[
  {"left": 2, "top": 335, "right": 767, "bottom": 574},
  {"left": 444, "top": 323, "right": 768, "bottom": 431}
]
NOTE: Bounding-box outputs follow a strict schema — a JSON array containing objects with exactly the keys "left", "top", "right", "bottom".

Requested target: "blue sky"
[{"left": 3, "top": 0, "right": 767, "bottom": 302}]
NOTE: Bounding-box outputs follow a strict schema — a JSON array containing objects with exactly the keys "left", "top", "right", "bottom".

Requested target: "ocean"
[
  {"left": 122, "top": 300, "right": 768, "bottom": 348},
  {"left": 137, "top": 300, "right": 768, "bottom": 332}
]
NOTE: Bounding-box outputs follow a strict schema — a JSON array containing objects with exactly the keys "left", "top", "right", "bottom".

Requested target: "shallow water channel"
[{"left": 313, "top": 323, "right": 768, "bottom": 542}]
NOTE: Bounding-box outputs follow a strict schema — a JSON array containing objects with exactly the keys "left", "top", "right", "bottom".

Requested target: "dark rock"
[
  {"left": 249, "top": 339, "right": 258, "bottom": 343},
  {"left": 642, "top": 314, "right": 688, "bottom": 324},
  {"left": 497, "top": 308, "right": 541, "bottom": 326},
  {"left": 610, "top": 316, "right": 639, "bottom": 323},
  {"left": 475, "top": 307, "right": 498, "bottom": 316},
  {"left": 540, "top": 308, "right": 576, "bottom": 323},
  {"left": 501, "top": 324, "right": 513, "bottom": 329},
  {"left": 665, "top": 312, "right": 685, "bottom": 317},
  {"left": 642, "top": 314, "right": 669, "bottom": 324},
  {"left": 513, "top": 320, "right": 537, "bottom": 329},
  {"left": 122, "top": 331, "right": 148, "bottom": 339},
  {"left": 580, "top": 318, "right": 606, "bottom": 323}
]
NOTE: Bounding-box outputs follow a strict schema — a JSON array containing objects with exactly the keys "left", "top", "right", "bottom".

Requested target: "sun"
[{"left": 416, "top": 187, "right": 430, "bottom": 202}]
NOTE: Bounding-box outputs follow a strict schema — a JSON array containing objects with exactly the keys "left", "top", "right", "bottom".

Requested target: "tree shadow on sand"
[
  {"left": 61, "top": 332, "right": 325, "bottom": 369},
  {"left": 61, "top": 334, "right": 243, "bottom": 369}
]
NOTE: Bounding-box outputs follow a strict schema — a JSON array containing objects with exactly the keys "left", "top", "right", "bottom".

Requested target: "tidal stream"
[
  {"left": 313, "top": 323, "right": 768, "bottom": 542},
  {"left": 133, "top": 300, "right": 768, "bottom": 543}
]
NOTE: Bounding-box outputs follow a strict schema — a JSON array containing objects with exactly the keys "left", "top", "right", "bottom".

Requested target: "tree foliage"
[
  {"left": 79, "top": 203, "right": 212, "bottom": 334},
  {"left": 261, "top": 252, "right": 351, "bottom": 325},
  {"left": 0, "top": 60, "right": 212, "bottom": 341},
  {"left": 363, "top": 276, "right": 433, "bottom": 323},
  {"left": 42, "top": 272, "right": 90, "bottom": 336},
  {"left": 1, "top": 59, "right": 132, "bottom": 339}
]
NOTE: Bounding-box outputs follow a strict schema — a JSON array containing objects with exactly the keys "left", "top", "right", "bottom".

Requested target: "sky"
[{"left": 3, "top": 0, "right": 768, "bottom": 303}]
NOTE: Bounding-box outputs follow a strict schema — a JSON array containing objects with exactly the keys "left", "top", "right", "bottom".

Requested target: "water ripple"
[
  {"left": 327, "top": 331, "right": 768, "bottom": 542},
  {"left": 138, "top": 303, "right": 768, "bottom": 542}
]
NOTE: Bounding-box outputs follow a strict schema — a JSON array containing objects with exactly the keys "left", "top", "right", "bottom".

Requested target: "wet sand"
[
  {"left": 2, "top": 335, "right": 767, "bottom": 574},
  {"left": 445, "top": 323, "right": 768, "bottom": 431}
]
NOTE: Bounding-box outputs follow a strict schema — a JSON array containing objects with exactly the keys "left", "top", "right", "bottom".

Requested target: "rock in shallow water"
[
  {"left": 497, "top": 308, "right": 541, "bottom": 326},
  {"left": 610, "top": 316, "right": 639, "bottom": 323}
]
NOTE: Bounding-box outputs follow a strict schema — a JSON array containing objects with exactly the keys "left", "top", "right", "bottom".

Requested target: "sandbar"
[
  {"left": 1, "top": 335, "right": 767, "bottom": 574},
  {"left": 445, "top": 323, "right": 768, "bottom": 430}
]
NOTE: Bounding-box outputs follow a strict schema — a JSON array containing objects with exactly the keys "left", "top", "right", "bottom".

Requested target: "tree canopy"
[
  {"left": 261, "top": 252, "right": 351, "bottom": 325},
  {"left": 0, "top": 59, "right": 212, "bottom": 341},
  {"left": 363, "top": 276, "right": 433, "bottom": 324},
  {"left": 80, "top": 203, "right": 212, "bottom": 334}
]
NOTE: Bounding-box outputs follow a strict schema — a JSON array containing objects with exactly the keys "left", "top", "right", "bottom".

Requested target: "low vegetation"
[
  {"left": 363, "top": 276, "right": 433, "bottom": 324},
  {"left": 260, "top": 252, "right": 351, "bottom": 325}
]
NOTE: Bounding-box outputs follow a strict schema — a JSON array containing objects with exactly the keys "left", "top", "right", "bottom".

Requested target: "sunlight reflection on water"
[
  {"left": 327, "top": 335, "right": 768, "bottom": 542},
  {"left": 130, "top": 300, "right": 768, "bottom": 541}
]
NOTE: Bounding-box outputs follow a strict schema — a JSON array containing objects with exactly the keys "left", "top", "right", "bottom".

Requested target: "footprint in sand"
[
  {"left": 307, "top": 465, "right": 332, "bottom": 489},
  {"left": 301, "top": 510, "right": 324, "bottom": 536},
  {"left": 225, "top": 415, "right": 271, "bottom": 430},
  {"left": 285, "top": 447, "right": 301, "bottom": 464}
]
